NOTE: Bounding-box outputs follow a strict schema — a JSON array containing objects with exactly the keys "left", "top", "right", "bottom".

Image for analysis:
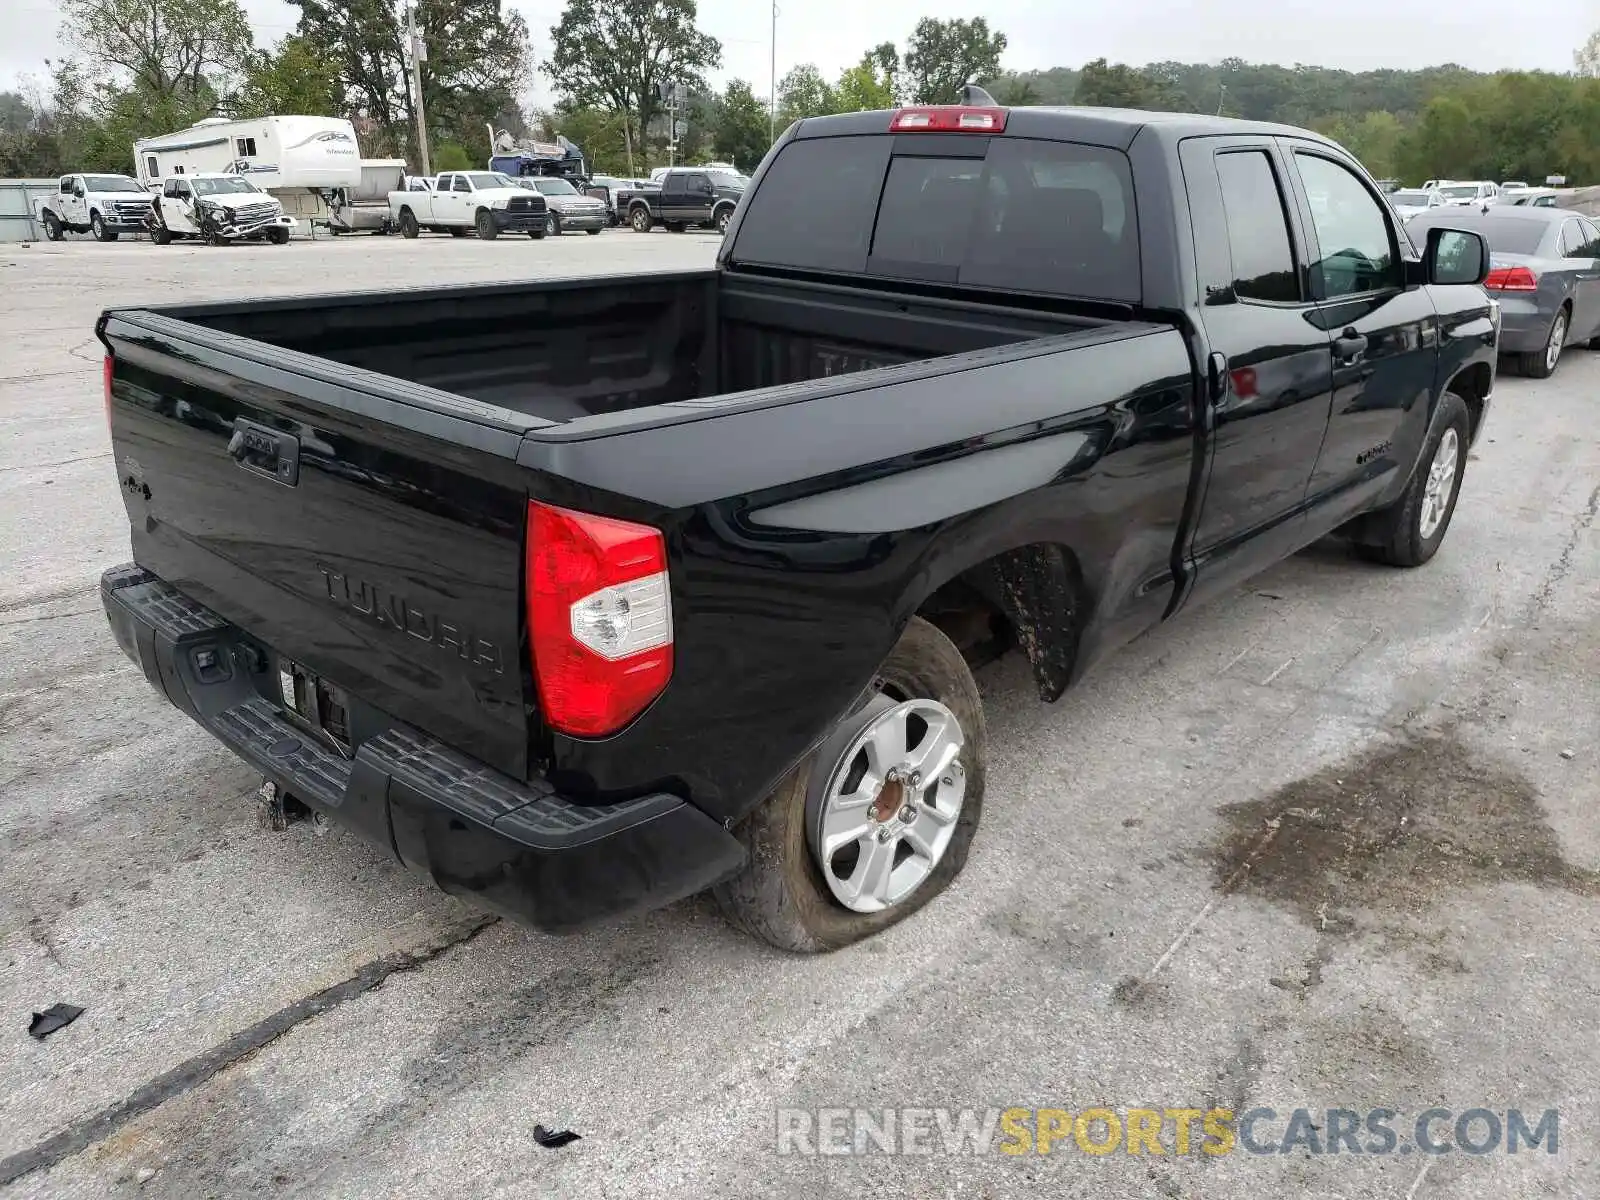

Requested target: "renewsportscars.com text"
[{"left": 775, "top": 1106, "right": 1559, "bottom": 1157}]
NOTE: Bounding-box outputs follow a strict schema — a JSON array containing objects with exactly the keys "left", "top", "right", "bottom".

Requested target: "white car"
[
  {"left": 1389, "top": 187, "right": 1447, "bottom": 220},
  {"left": 148, "top": 174, "right": 296, "bottom": 245},
  {"left": 387, "top": 171, "right": 549, "bottom": 240},
  {"left": 33, "top": 173, "right": 154, "bottom": 242},
  {"left": 1437, "top": 180, "right": 1499, "bottom": 207}
]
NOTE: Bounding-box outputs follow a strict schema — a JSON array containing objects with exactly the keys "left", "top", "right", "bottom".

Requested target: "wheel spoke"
[
  {"left": 862, "top": 720, "right": 907, "bottom": 775},
  {"left": 821, "top": 818, "right": 873, "bottom": 857},
  {"left": 905, "top": 712, "right": 962, "bottom": 782},
  {"left": 842, "top": 835, "right": 897, "bottom": 907}
]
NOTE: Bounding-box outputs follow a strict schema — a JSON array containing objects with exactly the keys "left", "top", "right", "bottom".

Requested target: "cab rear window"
[{"left": 730, "top": 133, "right": 1140, "bottom": 304}]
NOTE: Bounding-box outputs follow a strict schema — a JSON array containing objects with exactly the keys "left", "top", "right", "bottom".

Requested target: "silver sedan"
[{"left": 1408, "top": 204, "right": 1600, "bottom": 379}]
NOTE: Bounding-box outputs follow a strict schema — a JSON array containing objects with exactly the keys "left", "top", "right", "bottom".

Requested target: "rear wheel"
[
  {"left": 713, "top": 616, "right": 986, "bottom": 952},
  {"left": 629, "top": 205, "right": 652, "bottom": 233},
  {"left": 150, "top": 221, "right": 172, "bottom": 246},
  {"left": 1352, "top": 391, "right": 1470, "bottom": 568},
  {"left": 1519, "top": 305, "right": 1567, "bottom": 379},
  {"left": 475, "top": 209, "right": 498, "bottom": 240},
  {"left": 42, "top": 212, "right": 63, "bottom": 241},
  {"left": 398, "top": 209, "right": 419, "bottom": 239}
]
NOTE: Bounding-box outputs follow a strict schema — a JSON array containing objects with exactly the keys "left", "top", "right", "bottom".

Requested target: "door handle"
[{"left": 1333, "top": 328, "right": 1369, "bottom": 363}]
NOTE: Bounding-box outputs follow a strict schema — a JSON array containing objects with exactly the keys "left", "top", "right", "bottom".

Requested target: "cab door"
[
  {"left": 1178, "top": 137, "right": 1335, "bottom": 609},
  {"left": 1282, "top": 144, "right": 1441, "bottom": 530},
  {"left": 58, "top": 176, "right": 83, "bottom": 226},
  {"left": 163, "top": 178, "right": 197, "bottom": 233}
]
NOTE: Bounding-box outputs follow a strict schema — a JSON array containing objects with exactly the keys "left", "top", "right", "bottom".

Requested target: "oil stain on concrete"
[{"left": 1210, "top": 728, "right": 1598, "bottom": 931}]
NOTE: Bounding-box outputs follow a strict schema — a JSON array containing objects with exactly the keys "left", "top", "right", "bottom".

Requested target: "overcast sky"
[{"left": 2, "top": 0, "right": 1593, "bottom": 103}]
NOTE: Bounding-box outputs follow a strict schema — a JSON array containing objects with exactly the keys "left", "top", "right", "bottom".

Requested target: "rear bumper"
[
  {"left": 1491, "top": 295, "right": 1551, "bottom": 353},
  {"left": 101, "top": 564, "right": 746, "bottom": 932}
]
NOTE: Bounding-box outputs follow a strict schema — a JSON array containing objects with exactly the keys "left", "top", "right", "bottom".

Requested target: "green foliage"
[
  {"left": 776, "top": 63, "right": 835, "bottom": 125},
  {"left": 835, "top": 51, "right": 897, "bottom": 113},
  {"left": 545, "top": 0, "right": 722, "bottom": 174},
  {"left": 432, "top": 141, "right": 471, "bottom": 170},
  {"left": 290, "top": 0, "right": 529, "bottom": 166},
  {"left": 903, "top": 17, "right": 1006, "bottom": 105},
  {"left": 61, "top": 0, "right": 253, "bottom": 101},
  {"left": 1075, "top": 58, "right": 1188, "bottom": 109},
  {"left": 233, "top": 35, "right": 341, "bottom": 119},
  {"left": 710, "top": 79, "right": 769, "bottom": 171}
]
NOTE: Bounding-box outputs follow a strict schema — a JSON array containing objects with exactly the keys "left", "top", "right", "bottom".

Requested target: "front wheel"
[
  {"left": 149, "top": 222, "right": 172, "bottom": 246},
  {"left": 713, "top": 616, "right": 986, "bottom": 952},
  {"left": 1519, "top": 306, "right": 1567, "bottom": 378},
  {"left": 714, "top": 206, "right": 733, "bottom": 235},
  {"left": 476, "top": 209, "right": 498, "bottom": 240},
  {"left": 42, "top": 212, "right": 63, "bottom": 241},
  {"left": 266, "top": 226, "right": 290, "bottom": 245},
  {"left": 91, "top": 212, "right": 118, "bottom": 242},
  {"left": 398, "top": 210, "right": 419, "bottom": 239},
  {"left": 1353, "top": 391, "right": 1470, "bottom": 568},
  {"left": 544, "top": 213, "right": 560, "bottom": 237}
]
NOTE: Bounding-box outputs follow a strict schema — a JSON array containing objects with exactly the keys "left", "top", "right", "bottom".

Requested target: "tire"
[
  {"left": 1519, "top": 305, "right": 1568, "bottom": 379},
  {"left": 476, "top": 208, "right": 498, "bottom": 240},
  {"left": 150, "top": 223, "right": 172, "bottom": 246},
  {"left": 545, "top": 213, "right": 560, "bottom": 237},
  {"left": 399, "top": 209, "right": 419, "bottom": 239},
  {"left": 666, "top": 221, "right": 687, "bottom": 233},
  {"left": 267, "top": 226, "right": 290, "bottom": 245},
  {"left": 586, "top": 226, "right": 602, "bottom": 235},
  {"left": 629, "top": 205, "right": 652, "bottom": 233},
  {"left": 91, "top": 212, "right": 117, "bottom": 242},
  {"left": 714, "top": 206, "right": 733, "bottom": 235},
  {"left": 1354, "top": 391, "right": 1471, "bottom": 568},
  {"left": 712, "top": 616, "right": 987, "bottom": 952},
  {"left": 42, "top": 212, "right": 63, "bottom": 241},
  {"left": 528, "top": 228, "right": 545, "bottom": 240},
  {"left": 448, "top": 226, "right": 468, "bottom": 238}
]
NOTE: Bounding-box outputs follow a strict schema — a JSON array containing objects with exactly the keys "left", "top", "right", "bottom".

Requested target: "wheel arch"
[
  {"left": 1444, "top": 359, "right": 1492, "bottom": 441},
  {"left": 909, "top": 539, "right": 1090, "bottom": 704}
]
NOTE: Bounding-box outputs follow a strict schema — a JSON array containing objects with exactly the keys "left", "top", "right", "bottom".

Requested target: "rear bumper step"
[{"left": 101, "top": 564, "right": 746, "bottom": 932}]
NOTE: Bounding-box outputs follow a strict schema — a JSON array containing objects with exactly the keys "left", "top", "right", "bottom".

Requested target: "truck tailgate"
[{"left": 101, "top": 311, "right": 536, "bottom": 779}]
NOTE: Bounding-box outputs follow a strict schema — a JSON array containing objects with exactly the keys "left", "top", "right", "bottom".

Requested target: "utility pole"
[
  {"left": 406, "top": 3, "right": 432, "bottom": 177},
  {"left": 769, "top": 3, "right": 779, "bottom": 143}
]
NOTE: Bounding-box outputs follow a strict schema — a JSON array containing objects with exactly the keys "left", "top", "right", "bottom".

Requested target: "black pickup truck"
[
  {"left": 99, "top": 99, "right": 1498, "bottom": 952},
  {"left": 619, "top": 166, "right": 746, "bottom": 235}
]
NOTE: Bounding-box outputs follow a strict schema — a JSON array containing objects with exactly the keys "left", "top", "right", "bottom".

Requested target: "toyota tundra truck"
[{"left": 98, "top": 96, "right": 1499, "bottom": 951}]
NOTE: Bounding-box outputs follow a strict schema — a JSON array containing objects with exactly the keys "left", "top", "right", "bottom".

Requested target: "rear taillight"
[
  {"left": 1484, "top": 265, "right": 1538, "bottom": 292},
  {"left": 525, "top": 500, "right": 673, "bottom": 738},
  {"left": 889, "top": 106, "right": 1008, "bottom": 133},
  {"left": 103, "top": 355, "right": 114, "bottom": 427}
]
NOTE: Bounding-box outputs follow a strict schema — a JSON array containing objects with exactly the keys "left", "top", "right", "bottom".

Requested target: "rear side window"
[
  {"left": 731, "top": 134, "right": 1141, "bottom": 303},
  {"left": 1214, "top": 151, "right": 1299, "bottom": 303}
]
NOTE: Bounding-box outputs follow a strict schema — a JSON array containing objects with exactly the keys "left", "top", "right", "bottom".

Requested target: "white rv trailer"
[
  {"left": 133, "top": 116, "right": 363, "bottom": 225},
  {"left": 327, "top": 159, "right": 409, "bottom": 233}
]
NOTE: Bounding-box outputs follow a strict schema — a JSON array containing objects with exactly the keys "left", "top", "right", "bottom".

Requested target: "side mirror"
[
  {"left": 1425, "top": 227, "right": 1489, "bottom": 286},
  {"left": 73, "top": 186, "right": 85, "bottom": 198}
]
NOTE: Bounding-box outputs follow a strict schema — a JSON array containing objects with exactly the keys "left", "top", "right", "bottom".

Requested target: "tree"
[
  {"left": 1576, "top": 30, "right": 1600, "bottom": 77},
  {"left": 902, "top": 17, "right": 1006, "bottom": 105},
  {"left": 234, "top": 35, "right": 341, "bottom": 118},
  {"left": 290, "top": 0, "right": 529, "bottom": 165},
  {"left": 1074, "top": 58, "right": 1179, "bottom": 109},
  {"left": 544, "top": 0, "right": 722, "bottom": 175},
  {"left": 60, "top": 0, "right": 253, "bottom": 104},
  {"left": 711, "top": 79, "right": 768, "bottom": 170},
  {"left": 834, "top": 50, "right": 896, "bottom": 113},
  {"left": 777, "top": 63, "right": 835, "bottom": 125}
]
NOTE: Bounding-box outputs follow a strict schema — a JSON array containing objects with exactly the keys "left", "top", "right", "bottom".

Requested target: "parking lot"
[{"left": 2, "top": 230, "right": 1598, "bottom": 1199}]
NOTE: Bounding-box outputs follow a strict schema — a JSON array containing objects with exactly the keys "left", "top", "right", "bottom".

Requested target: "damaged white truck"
[{"left": 146, "top": 174, "right": 296, "bottom": 246}]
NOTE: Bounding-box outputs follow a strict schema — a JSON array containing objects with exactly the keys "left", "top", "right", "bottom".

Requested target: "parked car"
[
  {"left": 98, "top": 99, "right": 1495, "bottom": 950},
  {"left": 1500, "top": 180, "right": 1530, "bottom": 193},
  {"left": 519, "top": 176, "right": 608, "bottom": 235},
  {"left": 584, "top": 175, "right": 650, "bottom": 225},
  {"left": 145, "top": 174, "right": 294, "bottom": 245},
  {"left": 1409, "top": 204, "right": 1600, "bottom": 379},
  {"left": 620, "top": 167, "right": 745, "bottom": 234},
  {"left": 1506, "top": 188, "right": 1560, "bottom": 209},
  {"left": 1389, "top": 187, "right": 1446, "bottom": 220},
  {"left": 33, "top": 173, "right": 153, "bottom": 242},
  {"left": 1438, "top": 180, "right": 1499, "bottom": 207}
]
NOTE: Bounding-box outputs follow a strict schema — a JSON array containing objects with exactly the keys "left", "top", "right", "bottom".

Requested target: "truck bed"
[{"left": 161, "top": 270, "right": 1117, "bottom": 425}]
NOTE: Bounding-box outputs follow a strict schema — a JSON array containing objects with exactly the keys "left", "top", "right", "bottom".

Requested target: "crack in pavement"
[
  {"left": 1530, "top": 482, "right": 1600, "bottom": 618},
  {"left": 0, "top": 914, "right": 500, "bottom": 1188}
]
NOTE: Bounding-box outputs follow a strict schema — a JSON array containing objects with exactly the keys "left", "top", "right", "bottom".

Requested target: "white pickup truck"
[
  {"left": 147, "top": 174, "right": 296, "bottom": 245},
  {"left": 387, "top": 170, "right": 549, "bottom": 240},
  {"left": 33, "top": 173, "right": 154, "bottom": 242}
]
